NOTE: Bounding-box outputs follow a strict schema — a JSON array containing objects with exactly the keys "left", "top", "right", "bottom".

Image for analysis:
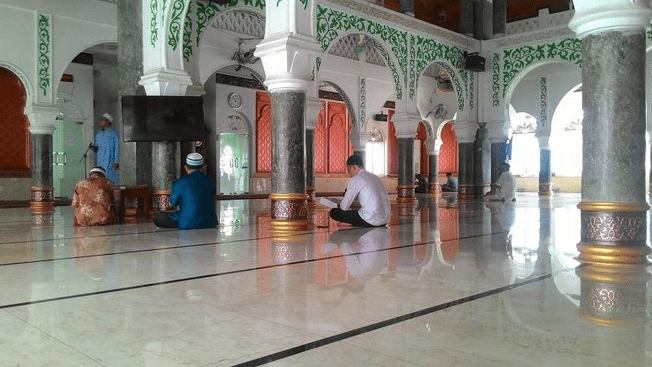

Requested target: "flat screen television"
[{"left": 122, "top": 95, "right": 205, "bottom": 142}]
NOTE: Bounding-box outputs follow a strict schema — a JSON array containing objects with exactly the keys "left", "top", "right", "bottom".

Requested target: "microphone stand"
[{"left": 80, "top": 143, "right": 94, "bottom": 178}]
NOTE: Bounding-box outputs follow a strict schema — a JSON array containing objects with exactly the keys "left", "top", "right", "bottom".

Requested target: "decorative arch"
[
  {"left": 503, "top": 59, "right": 581, "bottom": 132},
  {"left": 316, "top": 4, "right": 407, "bottom": 100},
  {"left": 503, "top": 37, "right": 581, "bottom": 99},
  {"left": 222, "top": 112, "right": 251, "bottom": 135},
  {"left": 320, "top": 80, "right": 357, "bottom": 130},
  {"left": 0, "top": 62, "right": 33, "bottom": 102},
  {"left": 180, "top": 2, "right": 266, "bottom": 87},
  {"left": 55, "top": 92, "right": 87, "bottom": 123},
  {"left": 411, "top": 37, "right": 468, "bottom": 110}
]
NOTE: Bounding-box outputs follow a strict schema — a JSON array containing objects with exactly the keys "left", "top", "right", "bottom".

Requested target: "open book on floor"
[{"left": 319, "top": 197, "right": 341, "bottom": 209}]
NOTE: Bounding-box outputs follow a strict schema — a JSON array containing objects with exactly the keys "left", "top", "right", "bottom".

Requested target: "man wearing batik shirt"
[{"left": 71, "top": 166, "right": 116, "bottom": 226}]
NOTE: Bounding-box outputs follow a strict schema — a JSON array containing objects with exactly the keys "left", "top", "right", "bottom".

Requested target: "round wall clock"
[{"left": 228, "top": 92, "right": 243, "bottom": 109}]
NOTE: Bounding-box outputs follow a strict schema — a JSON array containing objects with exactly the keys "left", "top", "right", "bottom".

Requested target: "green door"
[
  {"left": 218, "top": 133, "right": 249, "bottom": 195},
  {"left": 53, "top": 120, "right": 85, "bottom": 198}
]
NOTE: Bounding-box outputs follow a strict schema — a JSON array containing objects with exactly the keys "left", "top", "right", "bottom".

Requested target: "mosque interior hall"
[{"left": 2, "top": 0, "right": 652, "bottom": 365}]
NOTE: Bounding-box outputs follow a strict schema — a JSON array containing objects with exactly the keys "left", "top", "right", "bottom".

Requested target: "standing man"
[
  {"left": 153, "top": 153, "right": 218, "bottom": 230},
  {"left": 92, "top": 113, "right": 119, "bottom": 184},
  {"left": 329, "top": 155, "right": 391, "bottom": 227},
  {"left": 483, "top": 162, "right": 517, "bottom": 202}
]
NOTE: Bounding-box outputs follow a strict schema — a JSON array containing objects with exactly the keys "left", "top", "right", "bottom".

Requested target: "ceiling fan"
[{"left": 231, "top": 39, "right": 259, "bottom": 71}]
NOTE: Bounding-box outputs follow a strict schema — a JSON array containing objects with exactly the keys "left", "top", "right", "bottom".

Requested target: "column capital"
[
  {"left": 25, "top": 104, "right": 60, "bottom": 134},
  {"left": 485, "top": 120, "right": 510, "bottom": 143},
  {"left": 537, "top": 135, "right": 551, "bottom": 149},
  {"left": 454, "top": 121, "right": 479, "bottom": 143},
  {"left": 139, "top": 68, "right": 193, "bottom": 96},
  {"left": 349, "top": 132, "right": 369, "bottom": 152},
  {"left": 392, "top": 112, "right": 421, "bottom": 138},
  {"left": 305, "top": 97, "right": 322, "bottom": 130},
  {"left": 255, "top": 34, "right": 322, "bottom": 93},
  {"left": 425, "top": 138, "right": 443, "bottom": 155},
  {"left": 570, "top": 0, "right": 652, "bottom": 38}
]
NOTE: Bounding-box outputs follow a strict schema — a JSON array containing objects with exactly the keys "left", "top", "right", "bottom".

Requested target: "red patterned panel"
[
  {"left": 439, "top": 123, "right": 458, "bottom": 174},
  {"left": 416, "top": 122, "right": 428, "bottom": 175},
  {"left": 0, "top": 67, "right": 30, "bottom": 177},
  {"left": 255, "top": 92, "right": 271, "bottom": 173},
  {"left": 327, "top": 101, "right": 348, "bottom": 173},
  {"left": 388, "top": 110, "right": 397, "bottom": 175},
  {"left": 314, "top": 108, "right": 328, "bottom": 173}
]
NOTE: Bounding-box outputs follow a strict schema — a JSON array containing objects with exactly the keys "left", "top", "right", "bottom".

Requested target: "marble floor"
[{"left": 1, "top": 193, "right": 651, "bottom": 366}]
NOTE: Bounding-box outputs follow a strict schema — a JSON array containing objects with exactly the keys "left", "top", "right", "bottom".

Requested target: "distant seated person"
[
  {"left": 483, "top": 162, "right": 516, "bottom": 202},
  {"left": 71, "top": 166, "right": 116, "bottom": 226},
  {"left": 441, "top": 172, "right": 458, "bottom": 192},
  {"left": 415, "top": 173, "right": 428, "bottom": 194},
  {"left": 329, "top": 155, "right": 391, "bottom": 227},
  {"left": 153, "top": 153, "right": 218, "bottom": 230}
]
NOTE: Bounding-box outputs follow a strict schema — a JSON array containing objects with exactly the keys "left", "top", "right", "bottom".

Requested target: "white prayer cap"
[
  {"left": 186, "top": 153, "right": 204, "bottom": 167},
  {"left": 89, "top": 166, "right": 106, "bottom": 176},
  {"left": 102, "top": 113, "right": 114, "bottom": 123}
]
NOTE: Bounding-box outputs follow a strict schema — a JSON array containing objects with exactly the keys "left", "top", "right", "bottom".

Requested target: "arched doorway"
[{"left": 0, "top": 67, "right": 30, "bottom": 179}]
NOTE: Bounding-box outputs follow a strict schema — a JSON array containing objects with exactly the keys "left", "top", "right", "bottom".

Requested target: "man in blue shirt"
[
  {"left": 441, "top": 172, "right": 458, "bottom": 192},
  {"left": 92, "top": 113, "right": 120, "bottom": 184},
  {"left": 153, "top": 153, "right": 217, "bottom": 230}
]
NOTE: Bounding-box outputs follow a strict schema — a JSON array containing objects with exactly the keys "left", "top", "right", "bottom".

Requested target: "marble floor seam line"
[
  {"left": 0, "top": 226, "right": 509, "bottom": 269},
  {"left": 0, "top": 205, "right": 490, "bottom": 246},
  {"left": 0, "top": 229, "right": 510, "bottom": 309},
  {"left": 230, "top": 273, "right": 554, "bottom": 367}
]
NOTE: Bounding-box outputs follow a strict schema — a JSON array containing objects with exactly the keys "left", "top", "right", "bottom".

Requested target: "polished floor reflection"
[{"left": 0, "top": 193, "right": 651, "bottom": 366}]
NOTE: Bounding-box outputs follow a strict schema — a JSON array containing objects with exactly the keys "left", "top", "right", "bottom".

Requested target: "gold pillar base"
[
  {"left": 458, "top": 184, "right": 473, "bottom": 201},
  {"left": 30, "top": 187, "right": 54, "bottom": 214},
  {"left": 577, "top": 201, "right": 650, "bottom": 266},
  {"left": 428, "top": 182, "right": 441, "bottom": 195},
  {"left": 397, "top": 185, "right": 415, "bottom": 201},
  {"left": 576, "top": 264, "right": 650, "bottom": 327},
  {"left": 538, "top": 183, "right": 552, "bottom": 196},
  {"left": 270, "top": 193, "right": 309, "bottom": 233},
  {"left": 151, "top": 190, "right": 171, "bottom": 212},
  {"left": 576, "top": 243, "right": 650, "bottom": 266}
]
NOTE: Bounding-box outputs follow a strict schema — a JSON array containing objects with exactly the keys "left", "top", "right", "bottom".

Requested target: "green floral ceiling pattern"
[
  {"left": 503, "top": 37, "right": 581, "bottom": 97},
  {"left": 316, "top": 4, "right": 407, "bottom": 100}
]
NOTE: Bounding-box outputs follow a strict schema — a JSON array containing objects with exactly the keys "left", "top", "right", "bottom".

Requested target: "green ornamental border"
[{"left": 503, "top": 37, "right": 581, "bottom": 98}]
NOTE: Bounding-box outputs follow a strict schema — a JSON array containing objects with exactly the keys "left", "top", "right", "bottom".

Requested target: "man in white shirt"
[
  {"left": 483, "top": 162, "right": 517, "bottom": 202},
  {"left": 329, "top": 155, "right": 391, "bottom": 227}
]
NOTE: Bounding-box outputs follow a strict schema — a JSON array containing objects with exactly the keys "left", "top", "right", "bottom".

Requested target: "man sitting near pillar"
[
  {"left": 71, "top": 166, "right": 116, "bottom": 226},
  {"left": 329, "top": 155, "right": 391, "bottom": 227},
  {"left": 153, "top": 153, "right": 218, "bottom": 230},
  {"left": 441, "top": 172, "right": 458, "bottom": 192},
  {"left": 483, "top": 162, "right": 517, "bottom": 202}
]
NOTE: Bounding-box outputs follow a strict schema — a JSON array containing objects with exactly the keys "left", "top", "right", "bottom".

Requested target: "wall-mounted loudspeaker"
[{"left": 464, "top": 53, "right": 485, "bottom": 72}]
